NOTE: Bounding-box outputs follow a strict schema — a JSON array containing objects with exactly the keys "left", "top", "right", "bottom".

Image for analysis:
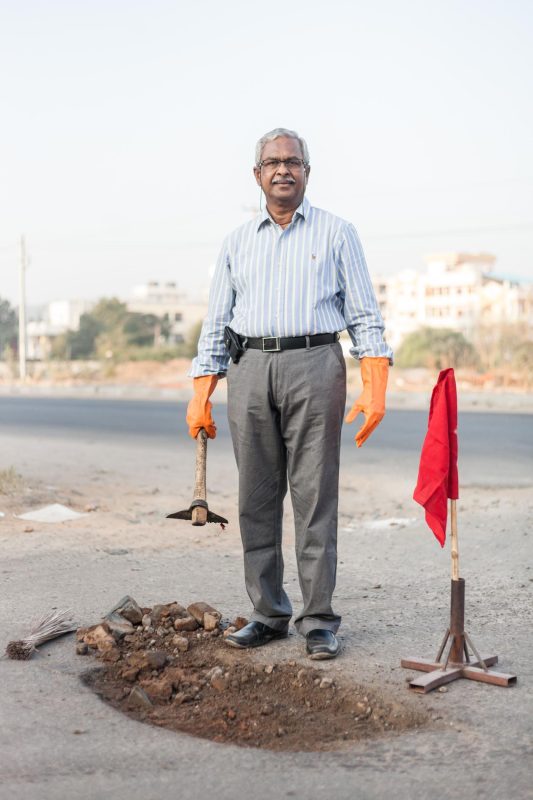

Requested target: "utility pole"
[{"left": 18, "top": 235, "right": 27, "bottom": 381}]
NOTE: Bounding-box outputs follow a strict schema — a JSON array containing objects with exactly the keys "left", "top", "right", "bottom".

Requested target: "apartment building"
[{"left": 376, "top": 253, "right": 533, "bottom": 348}]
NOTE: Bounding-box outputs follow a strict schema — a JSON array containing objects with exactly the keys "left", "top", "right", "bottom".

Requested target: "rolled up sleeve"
[
  {"left": 188, "top": 239, "right": 235, "bottom": 377},
  {"left": 337, "top": 223, "right": 394, "bottom": 364}
]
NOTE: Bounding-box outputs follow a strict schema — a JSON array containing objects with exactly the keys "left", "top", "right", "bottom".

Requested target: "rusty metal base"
[
  {"left": 401, "top": 648, "right": 517, "bottom": 693},
  {"left": 401, "top": 578, "right": 517, "bottom": 693}
]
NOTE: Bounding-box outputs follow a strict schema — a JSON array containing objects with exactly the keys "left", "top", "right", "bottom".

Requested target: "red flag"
[{"left": 413, "top": 368, "right": 459, "bottom": 546}]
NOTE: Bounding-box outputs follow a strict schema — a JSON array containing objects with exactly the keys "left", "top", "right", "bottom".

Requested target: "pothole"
[{"left": 78, "top": 598, "right": 429, "bottom": 752}]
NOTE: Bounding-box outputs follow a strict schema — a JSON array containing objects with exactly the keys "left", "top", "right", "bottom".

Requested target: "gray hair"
[{"left": 255, "top": 128, "right": 310, "bottom": 166}]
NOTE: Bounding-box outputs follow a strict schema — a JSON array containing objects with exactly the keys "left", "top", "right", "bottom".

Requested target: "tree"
[
  {"left": 395, "top": 327, "right": 480, "bottom": 370},
  {"left": 51, "top": 313, "right": 103, "bottom": 359},
  {"left": 122, "top": 312, "right": 159, "bottom": 347},
  {"left": 0, "top": 297, "right": 18, "bottom": 356}
]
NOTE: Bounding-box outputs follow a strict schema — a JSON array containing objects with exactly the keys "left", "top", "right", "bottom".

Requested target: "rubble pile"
[{"left": 78, "top": 596, "right": 427, "bottom": 751}]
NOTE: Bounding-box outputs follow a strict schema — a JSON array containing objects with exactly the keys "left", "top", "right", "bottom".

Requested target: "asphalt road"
[
  {"left": 1, "top": 396, "right": 532, "bottom": 487},
  {"left": 1, "top": 396, "right": 532, "bottom": 799}
]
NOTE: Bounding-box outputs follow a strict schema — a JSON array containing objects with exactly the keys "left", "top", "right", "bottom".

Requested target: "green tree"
[
  {"left": 396, "top": 327, "right": 480, "bottom": 370},
  {"left": 123, "top": 312, "right": 159, "bottom": 347},
  {"left": 51, "top": 313, "right": 103, "bottom": 359},
  {"left": 0, "top": 297, "right": 18, "bottom": 355},
  {"left": 50, "top": 297, "right": 180, "bottom": 361}
]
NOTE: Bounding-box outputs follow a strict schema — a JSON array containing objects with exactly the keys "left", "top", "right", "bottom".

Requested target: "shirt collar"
[{"left": 256, "top": 196, "right": 310, "bottom": 231}]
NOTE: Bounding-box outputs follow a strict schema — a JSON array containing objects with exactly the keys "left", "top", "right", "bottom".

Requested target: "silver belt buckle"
[{"left": 262, "top": 336, "right": 281, "bottom": 352}]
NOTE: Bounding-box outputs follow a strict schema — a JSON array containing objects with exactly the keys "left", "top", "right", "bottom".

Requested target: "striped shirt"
[{"left": 190, "top": 197, "right": 393, "bottom": 376}]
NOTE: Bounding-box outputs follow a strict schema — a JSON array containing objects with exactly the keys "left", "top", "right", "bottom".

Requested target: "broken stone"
[
  {"left": 264, "top": 664, "right": 274, "bottom": 675},
  {"left": 203, "top": 612, "right": 221, "bottom": 632},
  {"left": 76, "top": 643, "right": 89, "bottom": 656},
  {"left": 171, "top": 635, "right": 189, "bottom": 652},
  {"left": 187, "top": 602, "right": 221, "bottom": 627},
  {"left": 232, "top": 616, "right": 248, "bottom": 630},
  {"left": 146, "top": 651, "right": 167, "bottom": 669},
  {"left": 122, "top": 666, "right": 140, "bottom": 682},
  {"left": 223, "top": 626, "right": 237, "bottom": 638},
  {"left": 319, "top": 677, "right": 334, "bottom": 690},
  {"left": 167, "top": 603, "right": 188, "bottom": 618},
  {"left": 76, "top": 627, "right": 89, "bottom": 642},
  {"left": 141, "top": 614, "right": 152, "bottom": 629},
  {"left": 128, "top": 686, "right": 153, "bottom": 710},
  {"left": 165, "top": 667, "right": 186, "bottom": 689},
  {"left": 100, "top": 646, "right": 121, "bottom": 663},
  {"left": 211, "top": 674, "right": 228, "bottom": 692},
  {"left": 104, "top": 611, "right": 134, "bottom": 640},
  {"left": 149, "top": 605, "right": 164, "bottom": 624},
  {"left": 140, "top": 676, "right": 173, "bottom": 702},
  {"left": 205, "top": 666, "right": 222, "bottom": 681},
  {"left": 108, "top": 596, "right": 143, "bottom": 625},
  {"left": 125, "top": 650, "right": 164, "bottom": 671},
  {"left": 83, "top": 623, "right": 115, "bottom": 652},
  {"left": 173, "top": 615, "right": 199, "bottom": 632}
]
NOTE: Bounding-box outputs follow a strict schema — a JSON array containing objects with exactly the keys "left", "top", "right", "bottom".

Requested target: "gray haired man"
[{"left": 187, "top": 128, "right": 392, "bottom": 659}]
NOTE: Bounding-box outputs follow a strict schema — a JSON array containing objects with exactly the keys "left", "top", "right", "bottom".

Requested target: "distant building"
[
  {"left": 375, "top": 253, "right": 533, "bottom": 348},
  {"left": 127, "top": 281, "right": 207, "bottom": 343},
  {"left": 27, "top": 299, "right": 95, "bottom": 360}
]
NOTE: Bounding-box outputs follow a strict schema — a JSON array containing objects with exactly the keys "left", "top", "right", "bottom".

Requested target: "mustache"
[{"left": 272, "top": 178, "right": 296, "bottom": 184}]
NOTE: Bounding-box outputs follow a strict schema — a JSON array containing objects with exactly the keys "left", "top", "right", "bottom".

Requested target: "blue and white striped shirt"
[{"left": 190, "top": 197, "right": 393, "bottom": 376}]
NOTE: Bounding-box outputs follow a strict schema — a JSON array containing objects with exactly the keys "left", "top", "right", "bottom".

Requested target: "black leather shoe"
[
  {"left": 225, "top": 621, "right": 288, "bottom": 649},
  {"left": 306, "top": 629, "right": 340, "bottom": 660}
]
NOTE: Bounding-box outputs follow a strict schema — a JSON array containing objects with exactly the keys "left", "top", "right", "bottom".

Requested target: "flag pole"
[
  {"left": 450, "top": 499, "right": 459, "bottom": 581},
  {"left": 402, "top": 369, "right": 516, "bottom": 691}
]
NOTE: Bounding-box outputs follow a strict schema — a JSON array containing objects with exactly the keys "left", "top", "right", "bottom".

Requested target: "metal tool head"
[{"left": 166, "top": 504, "right": 228, "bottom": 526}]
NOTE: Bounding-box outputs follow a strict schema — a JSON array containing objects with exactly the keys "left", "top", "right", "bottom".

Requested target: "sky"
[{"left": 0, "top": 0, "right": 532, "bottom": 308}]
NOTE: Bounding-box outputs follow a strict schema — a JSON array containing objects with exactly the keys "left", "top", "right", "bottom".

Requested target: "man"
[{"left": 187, "top": 128, "right": 392, "bottom": 659}]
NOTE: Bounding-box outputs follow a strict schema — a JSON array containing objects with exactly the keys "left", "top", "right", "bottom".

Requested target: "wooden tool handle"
[
  {"left": 192, "top": 429, "right": 208, "bottom": 525},
  {"left": 450, "top": 499, "right": 459, "bottom": 580}
]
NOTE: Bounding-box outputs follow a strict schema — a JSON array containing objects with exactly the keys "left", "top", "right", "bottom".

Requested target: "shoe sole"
[
  {"left": 307, "top": 649, "right": 340, "bottom": 660},
  {"left": 224, "top": 632, "right": 288, "bottom": 649}
]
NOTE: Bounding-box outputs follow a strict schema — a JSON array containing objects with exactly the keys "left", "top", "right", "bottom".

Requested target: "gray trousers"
[{"left": 227, "top": 342, "right": 346, "bottom": 635}]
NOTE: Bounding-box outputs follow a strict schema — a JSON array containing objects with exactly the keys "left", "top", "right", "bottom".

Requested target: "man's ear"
[
  {"left": 253, "top": 167, "right": 262, "bottom": 187},
  {"left": 305, "top": 166, "right": 311, "bottom": 184}
]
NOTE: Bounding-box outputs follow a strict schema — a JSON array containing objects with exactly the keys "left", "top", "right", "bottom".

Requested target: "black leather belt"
[{"left": 244, "top": 332, "right": 339, "bottom": 352}]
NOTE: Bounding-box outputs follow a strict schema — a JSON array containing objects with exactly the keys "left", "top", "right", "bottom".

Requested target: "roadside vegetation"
[
  {"left": 0, "top": 466, "right": 24, "bottom": 494},
  {"left": 50, "top": 299, "right": 202, "bottom": 362},
  {"left": 0, "top": 294, "right": 531, "bottom": 385}
]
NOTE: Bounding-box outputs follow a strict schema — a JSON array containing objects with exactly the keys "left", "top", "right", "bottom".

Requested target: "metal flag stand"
[{"left": 401, "top": 499, "right": 517, "bottom": 693}]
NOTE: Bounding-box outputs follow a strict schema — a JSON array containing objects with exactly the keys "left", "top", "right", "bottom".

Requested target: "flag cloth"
[{"left": 413, "top": 368, "right": 459, "bottom": 546}]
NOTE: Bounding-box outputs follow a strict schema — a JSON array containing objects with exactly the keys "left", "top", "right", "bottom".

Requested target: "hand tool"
[{"left": 167, "top": 429, "right": 228, "bottom": 526}]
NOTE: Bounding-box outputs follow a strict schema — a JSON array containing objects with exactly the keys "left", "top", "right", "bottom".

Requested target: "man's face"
[{"left": 254, "top": 136, "right": 310, "bottom": 208}]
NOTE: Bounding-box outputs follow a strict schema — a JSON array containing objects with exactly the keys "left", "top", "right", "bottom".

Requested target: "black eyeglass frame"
[{"left": 257, "top": 158, "right": 309, "bottom": 170}]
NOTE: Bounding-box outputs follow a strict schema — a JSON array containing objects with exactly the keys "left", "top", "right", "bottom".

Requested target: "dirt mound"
[{"left": 78, "top": 598, "right": 428, "bottom": 752}]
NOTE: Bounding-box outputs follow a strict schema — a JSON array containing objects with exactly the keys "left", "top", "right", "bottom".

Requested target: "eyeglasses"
[{"left": 258, "top": 158, "right": 307, "bottom": 171}]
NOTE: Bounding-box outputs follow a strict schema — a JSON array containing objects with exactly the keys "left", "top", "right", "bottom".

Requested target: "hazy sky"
[{"left": 1, "top": 0, "right": 532, "bottom": 307}]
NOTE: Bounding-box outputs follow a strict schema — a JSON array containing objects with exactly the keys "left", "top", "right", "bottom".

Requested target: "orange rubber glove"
[
  {"left": 186, "top": 375, "right": 219, "bottom": 439},
  {"left": 345, "top": 357, "right": 389, "bottom": 447}
]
